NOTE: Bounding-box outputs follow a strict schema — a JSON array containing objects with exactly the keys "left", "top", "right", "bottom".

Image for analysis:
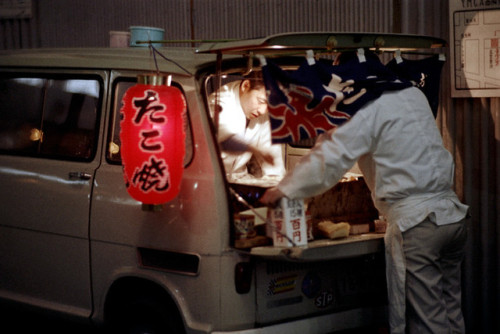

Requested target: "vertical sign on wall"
[{"left": 449, "top": 0, "right": 500, "bottom": 97}]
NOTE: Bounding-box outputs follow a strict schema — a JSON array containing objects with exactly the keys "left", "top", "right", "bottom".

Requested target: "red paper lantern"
[{"left": 120, "top": 75, "right": 186, "bottom": 205}]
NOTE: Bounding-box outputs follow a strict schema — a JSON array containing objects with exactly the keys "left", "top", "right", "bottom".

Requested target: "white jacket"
[
  {"left": 211, "top": 81, "right": 285, "bottom": 179},
  {"left": 278, "top": 86, "right": 468, "bottom": 333},
  {"left": 279, "top": 87, "right": 468, "bottom": 230}
]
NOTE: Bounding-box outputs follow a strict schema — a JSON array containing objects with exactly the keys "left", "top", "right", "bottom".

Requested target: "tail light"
[{"left": 235, "top": 262, "right": 253, "bottom": 294}]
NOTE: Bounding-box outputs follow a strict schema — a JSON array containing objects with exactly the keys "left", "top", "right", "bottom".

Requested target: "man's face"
[{"left": 240, "top": 80, "right": 268, "bottom": 119}]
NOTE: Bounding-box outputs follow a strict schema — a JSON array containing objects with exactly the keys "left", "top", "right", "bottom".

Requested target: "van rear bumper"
[{"left": 211, "top": 306, "right": 387, "bottom": 334}]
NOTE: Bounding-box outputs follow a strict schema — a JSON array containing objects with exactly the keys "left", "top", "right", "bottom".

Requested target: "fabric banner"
[
  {"left": 262, "top": 53, "right": 412, "bottom": 143},
  {"left": 261, "top": 52, "right": 414, "bottom": 143}
]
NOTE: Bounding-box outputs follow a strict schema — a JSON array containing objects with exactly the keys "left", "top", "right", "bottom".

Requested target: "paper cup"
[
  {"left": 109, "top": 31, "right": 130, "bottom": 48},
  {"left": 234, "top": 214, "right": 255, "bottom": 240}
]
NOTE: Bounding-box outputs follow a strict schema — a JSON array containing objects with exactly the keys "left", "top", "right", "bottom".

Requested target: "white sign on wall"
[{"left": 450, "top": 0, "right": 500, "bottom": 97}]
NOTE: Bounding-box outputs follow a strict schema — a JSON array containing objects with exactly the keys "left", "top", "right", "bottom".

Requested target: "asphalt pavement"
[
  {"left": 1, "top": 306, "right": 388, "bottom": 334},
  {"left": 1, "top": 307, "right": 99, "bottom": 333}
]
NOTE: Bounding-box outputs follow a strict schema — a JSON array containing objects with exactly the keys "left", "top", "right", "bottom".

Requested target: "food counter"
[
  {"left": 228, "top": 173, "right": 388, "bottom": 326},
  {"left": 229, "top": 173, "right": 386, "bottom": 261},
  {"left": 250, "top": 233, "right": 384, "bottom": 261}
]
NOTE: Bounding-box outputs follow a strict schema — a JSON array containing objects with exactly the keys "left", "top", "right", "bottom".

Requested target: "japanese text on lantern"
[
  {"left": 131, "top": 89, "right": 170, "bottom": 193},
  {"left": 120, "top": 80, "right": 186, "bottom": 205}
]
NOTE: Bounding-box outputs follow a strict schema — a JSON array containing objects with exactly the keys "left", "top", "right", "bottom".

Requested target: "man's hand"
[
  {"left": 248, "top": 145, "right": 274, "bottom": 165},
  {"left": 260, "top": 187, "right": 285, "bottom": 207}
]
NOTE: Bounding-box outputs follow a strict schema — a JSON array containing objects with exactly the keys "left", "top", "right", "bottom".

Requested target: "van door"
[{"left": 0, "top": 71, "right": 106, "bottom": 317}]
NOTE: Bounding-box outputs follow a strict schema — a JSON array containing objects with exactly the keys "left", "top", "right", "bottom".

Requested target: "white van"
[{"left": 0, "top": 33, "right": 446, "bottom": 333}]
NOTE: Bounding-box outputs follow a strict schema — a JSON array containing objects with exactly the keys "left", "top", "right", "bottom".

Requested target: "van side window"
[
  {"left": 0, "top": 75, "right": 101, "bottom": 161},
  {"left": 107, "top": 80, "right": 193, "bottom": 166}
]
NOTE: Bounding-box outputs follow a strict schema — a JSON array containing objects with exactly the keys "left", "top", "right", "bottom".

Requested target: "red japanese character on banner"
[{"left": 120, "top": 76, "right": 186, "bottom": 205}]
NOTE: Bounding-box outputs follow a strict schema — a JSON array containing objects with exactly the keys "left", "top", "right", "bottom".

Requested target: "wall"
[
  {"left": 399, "top": 2, "right": 499, "bottom": 333},
  {"left": 0, "top": 0, "right": 394, "bottom": 49},
  {"left": 1, "top": 0, "right": 499, "bottom": 332}
]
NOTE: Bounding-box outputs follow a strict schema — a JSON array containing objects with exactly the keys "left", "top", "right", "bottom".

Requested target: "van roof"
[
  {"left": 0, "top": 32, "right": 447, "bottom": 75},
  {"left": 0, "top": 47, "right": 217, "bottom": 76},
  {"left": 196, "top": 32, "right": 447, "bottom": 55}
]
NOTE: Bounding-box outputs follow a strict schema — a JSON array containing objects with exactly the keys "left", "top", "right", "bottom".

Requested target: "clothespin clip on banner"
[
  {"left": 395, "top": 49, "right": 403, "bottom": 64},
  {"left": 256, "top": 54, "right": 267, "bottom": 66},
  {"left": 306, "top": 49, "right": 315, "bottom": 65},
  {"left": 357, "top": 48, "right": 366, "bottom": 63}
]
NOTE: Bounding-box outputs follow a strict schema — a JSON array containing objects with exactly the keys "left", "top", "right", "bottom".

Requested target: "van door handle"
[{"left": 68, "top": 172, "right": 92, "bottom": 180}]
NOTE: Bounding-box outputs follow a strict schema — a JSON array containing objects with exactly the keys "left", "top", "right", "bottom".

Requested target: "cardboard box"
[{"left": 268, "top": 198, "right": 307, "bottom": 247}]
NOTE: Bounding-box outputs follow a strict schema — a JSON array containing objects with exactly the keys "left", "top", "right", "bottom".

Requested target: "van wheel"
[{"left": 110, "top": 295, "right": 185, "bottom": 334}]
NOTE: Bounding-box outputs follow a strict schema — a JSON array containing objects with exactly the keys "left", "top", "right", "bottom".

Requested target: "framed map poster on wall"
[{"left": 450, "top": 0, "right": 500, "bottom": 97}]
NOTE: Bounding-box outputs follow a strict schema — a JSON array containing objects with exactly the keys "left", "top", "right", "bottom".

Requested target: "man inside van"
[{"left": 210, "top": 72, "right": 285, "bottom": 181}]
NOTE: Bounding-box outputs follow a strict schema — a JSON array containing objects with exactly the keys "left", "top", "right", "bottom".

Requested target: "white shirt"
[
  {"left": 210, "top": 81, "right": 285, "bottom": 178},
  {"left": 279, "top": 87, "right": 468, "bottom": 232},
  {"left": 278, "top": 86, "right": 469, "bottom": 333}
]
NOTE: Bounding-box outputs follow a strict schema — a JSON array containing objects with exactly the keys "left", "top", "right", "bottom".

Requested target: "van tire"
[
  {"left": 108, "top": 295, "right": 185, "bottom": 334},
  {"left": 105, "top": 280, "right": 185, "bottom": 334}
]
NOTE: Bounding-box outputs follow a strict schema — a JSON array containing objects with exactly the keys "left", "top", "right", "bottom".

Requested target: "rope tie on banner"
[{"left": 229, "top": 187, "right": 298, "bottom": 247}]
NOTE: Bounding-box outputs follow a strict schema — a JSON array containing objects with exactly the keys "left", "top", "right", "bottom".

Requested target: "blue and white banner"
[{"left": 261, "top": 51, "right": 413, "bottom": 143}]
